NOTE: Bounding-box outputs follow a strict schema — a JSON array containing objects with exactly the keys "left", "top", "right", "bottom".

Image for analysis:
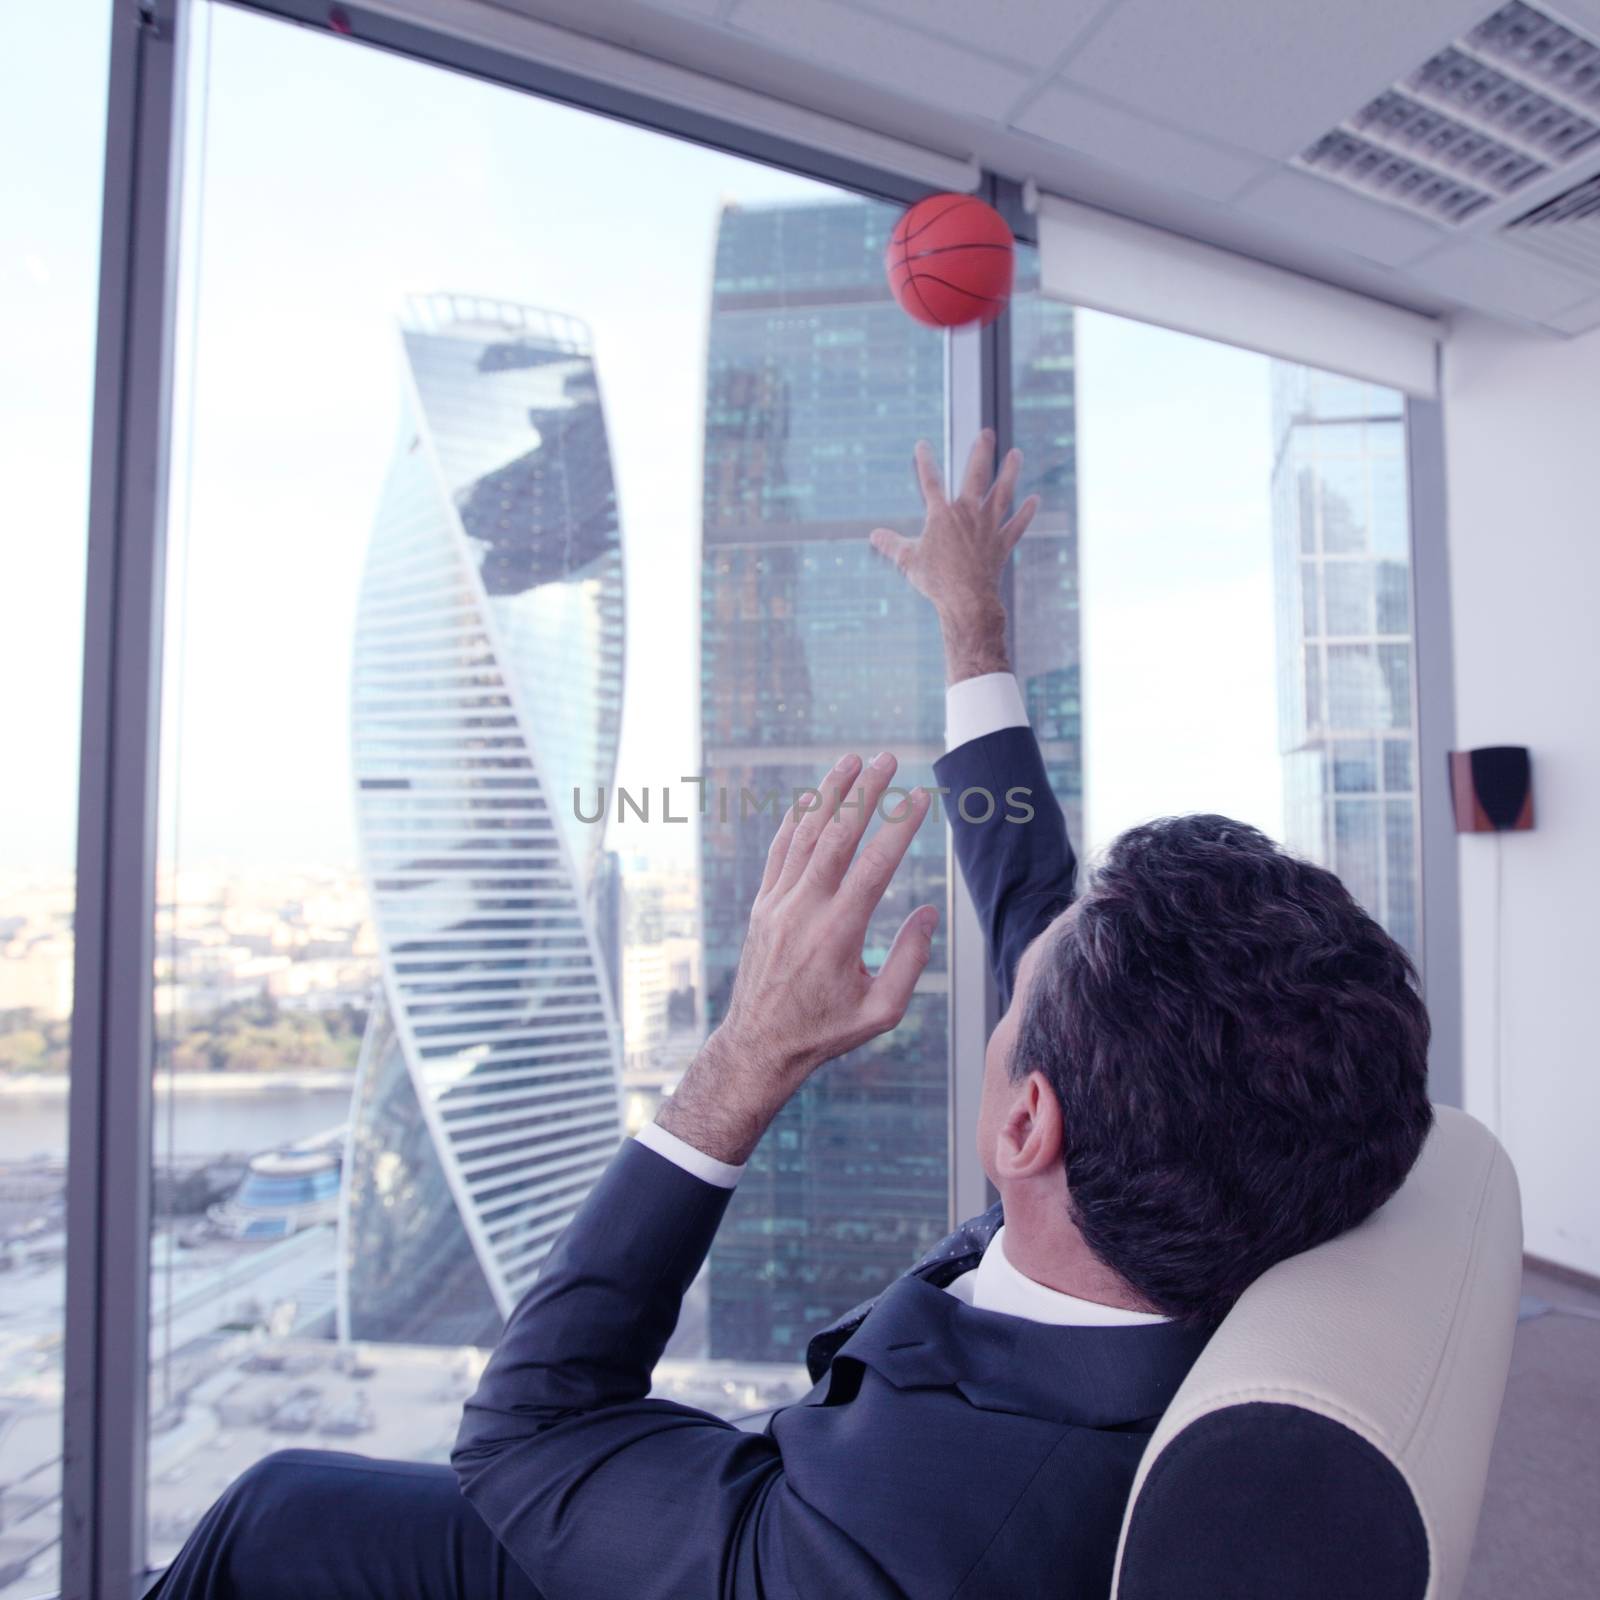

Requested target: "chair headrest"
[{"left": 1112, "top": 1105, "right": 1522, "bottom": 1600}]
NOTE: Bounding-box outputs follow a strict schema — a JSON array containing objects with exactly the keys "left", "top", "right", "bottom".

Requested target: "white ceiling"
[{"left": 481, "top": 0, "right": 1600, "bottom": 336}]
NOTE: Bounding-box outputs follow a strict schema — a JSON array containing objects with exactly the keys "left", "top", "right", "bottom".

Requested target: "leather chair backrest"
[{"left": 1111, "top": 1105, "right": 1522, "bottom": 1600}]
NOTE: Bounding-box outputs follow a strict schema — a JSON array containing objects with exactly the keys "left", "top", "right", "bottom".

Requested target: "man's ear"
[{"left": 993, "top": 1069, "right": 1063, "bottom": 1181}]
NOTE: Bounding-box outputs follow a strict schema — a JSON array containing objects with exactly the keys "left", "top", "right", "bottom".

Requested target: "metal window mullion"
[
  {"left": 934, "top": 181, "right": 998, "bottom": 1222},
  {"left": 1405, "top": 391, "right": 1464, "bottom": 1108},
  {"left": 944, "top": 175, "right": 1036, "bottom": 1225},
  {"left": 62, "top": 3, "right": 190, "bottom": 1597}
]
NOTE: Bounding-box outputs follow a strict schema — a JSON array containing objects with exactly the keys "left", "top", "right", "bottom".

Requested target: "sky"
[
  {"left": 1, "top": 0, "right": 110, "bottom": 883},
  {"left": 2, "top": 0, "right": 1285, "bottom": 884}
]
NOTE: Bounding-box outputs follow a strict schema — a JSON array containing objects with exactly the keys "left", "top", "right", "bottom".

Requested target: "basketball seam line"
[
  {"left": 904, "top": 272, "right": 944, "bottom": 327},
  {"left": 902, "top": 269, "right": 1005, "bottom": 307},
  {"left": 903, "top": 242, "right": 1012, "bottom": 263},
  {"left": 898, "top": 194, "right": 983, "bottom": 244}
]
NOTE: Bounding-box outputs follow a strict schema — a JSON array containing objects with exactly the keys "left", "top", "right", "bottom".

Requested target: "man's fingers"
[
  {"left": 758, "top": 790, "right": 806, "bottom": 900},
  {"left": 867, "top": 904, "right": 940, "bottom": 1028},
  {"left": 1000, "top": 493, "right": 1040, "bottom": 552},
  {"left": 959, "top": 428, "right": 996, "bottom": 503},
  {"left": 869, "top": 526, "right": 916, "bottom": 573},
  {"left": 804, "top": 752, "right": 900, "bottom": 893},
  {"left": 984, "top": 446, "right": 1022, "bottom": 522},
  {"left": 913, "top": 440, "right": 946, "bottom": 507},
  {"left": 774, "top": 755, "right": 863, "bottom": 896},
  {"left": 840, "top": 785, "right": 931, "bottom": 922}
]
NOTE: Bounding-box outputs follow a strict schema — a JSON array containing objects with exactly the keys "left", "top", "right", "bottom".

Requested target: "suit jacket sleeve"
[
  {"left": 932, "top": 724, "right": 1078, "bottom": 1010},
  {"left": 452, "top": 1140, "right": 901, "bottom": 1599}
]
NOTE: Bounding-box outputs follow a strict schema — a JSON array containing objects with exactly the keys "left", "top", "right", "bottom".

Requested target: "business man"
[{"left": 153, "top": 435, "right": 1432, "bottom": 1599}]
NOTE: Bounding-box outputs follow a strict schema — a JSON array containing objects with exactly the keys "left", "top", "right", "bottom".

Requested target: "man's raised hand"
[
  {"left": 868, "top": 431, "right": 1039, "bottom": 661},
  {"left": 656, "top": 754, "right": 938, "bottom": 1166}
]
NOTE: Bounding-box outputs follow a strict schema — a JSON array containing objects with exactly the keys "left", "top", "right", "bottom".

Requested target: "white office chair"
[{"left": 1111, "top": 1104, "right": 1522, "bottom": 1600}]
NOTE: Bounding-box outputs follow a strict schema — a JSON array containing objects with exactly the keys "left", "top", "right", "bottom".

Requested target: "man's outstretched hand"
[
  {"left": 869, "top": 430, "right": 1038, "bottom": 685},
  {"left": 657, "top": 754, "right": 937, "bottom": 1167}
]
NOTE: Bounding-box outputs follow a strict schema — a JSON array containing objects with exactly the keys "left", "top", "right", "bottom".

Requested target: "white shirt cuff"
[
  {"left": 945, "top": 672, "right": 1027, "bottom": 751},
  {"left": 634, "top": 1119, "right": 745, "bottom": 1189}
]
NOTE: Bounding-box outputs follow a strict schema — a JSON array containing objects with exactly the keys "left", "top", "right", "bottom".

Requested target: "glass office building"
[
  {"left": 1010, "top": 262, "right": 1083, "bottom": 842},
  {"left": 339, "top": 294, "right": 626, "bottom": 1345},
  {"left": 1270, "top": 366, "right": 1420, "bottom": 959},
  {"left": 699, "top": 202, "right": 1078, "bottom": 1363}
]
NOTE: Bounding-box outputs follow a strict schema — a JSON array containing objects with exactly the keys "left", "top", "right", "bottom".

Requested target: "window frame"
[
  {"left": 63, "top": 5, "right": 1457, "bottom": 1596},
  {"left": 1405, "top": 394, "right": 1463, "bottom": 1107},
  {"left": 64, "top": 3, "right": 191, "bottom": 1594}
]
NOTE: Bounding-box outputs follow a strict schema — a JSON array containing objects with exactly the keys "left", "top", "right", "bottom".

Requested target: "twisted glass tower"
[{"left": 339, "top": 294, "right": 625, "bottom": 1346}]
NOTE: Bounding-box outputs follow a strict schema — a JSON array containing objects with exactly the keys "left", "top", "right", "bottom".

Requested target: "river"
[{"left": 1, "top": 1080, "right": 356, "bottom": 1164}]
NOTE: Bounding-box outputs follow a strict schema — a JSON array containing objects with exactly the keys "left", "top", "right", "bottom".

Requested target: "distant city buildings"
[
  {"left": 0, "top": 869, "right": 378, "bottom": 1079},
  {"left": 154, "top": 868, "right": 378, "bottom": 1020},
  {"left": 615, "top": 856, "right": 699, "bottom": 1076},
  {"left": 698, "top": 201, "right": 1079, "bottom": 1364},
  {"left": 1270, "top": 366, "right": 1421, "bottom": 959},
  {"left": 0, "top": 879, "right": 76, "bottom": 1026},
  {"left": 340, "top": 294, "right": 627, "bottom": 1348}
]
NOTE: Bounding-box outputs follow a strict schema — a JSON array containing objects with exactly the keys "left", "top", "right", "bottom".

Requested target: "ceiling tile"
[
  {"left": 1541, "top": 293, "right": 1600, "bottom": 334},
  {"left": 729, "top": 0, "right": 1033, "bottom": 121},
  {"left": 1013, "top": 84, "right": 1267, "bottom": 202},
  {"left": 1233, "top": 168, "right": 1447, "bottom": 268},
  {"left": 1407, "top": 239, "right": 1599, "bottom": 320},
  {"left": 1060, "top": 0, "right": 1489, "bottom": 159},
  {"left": 850, "top": 0, "right": 1105, "bottom": 69}
]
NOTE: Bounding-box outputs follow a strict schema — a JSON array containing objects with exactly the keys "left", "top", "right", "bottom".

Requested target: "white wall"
[{"left": 1443, "top": 315, "right": 1600, "bottom": 1278}]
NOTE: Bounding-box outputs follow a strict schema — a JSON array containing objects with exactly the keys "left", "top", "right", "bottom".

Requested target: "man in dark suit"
[{"left": 154, "top": 435, "right": 1432, "bottom": 1599}]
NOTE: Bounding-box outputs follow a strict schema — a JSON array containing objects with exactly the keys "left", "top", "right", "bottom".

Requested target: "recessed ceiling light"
[
  {"left": 1410, "top": 47, "right": 1600, "bottom": 163},
  {"left": 1468, "top": 1, "right": 1600, "bottom": 109},
  {"left": 1299, "top": 129, "right": 1494, "bottom": 222},
  {"left": 1296, "top": 2, "right": 1600, "bottom": 225},
  {"left": 1351, "top": 89, "right": 1547, "bottom": 193}
]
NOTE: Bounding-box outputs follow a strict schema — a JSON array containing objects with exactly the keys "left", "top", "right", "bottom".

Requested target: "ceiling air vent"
[
  {"left": 1296, "top": 2, "right": 1600, "bottom": 225},
  {"left": 1503, "top": 169, "right": 1600, "bottom": 273}
]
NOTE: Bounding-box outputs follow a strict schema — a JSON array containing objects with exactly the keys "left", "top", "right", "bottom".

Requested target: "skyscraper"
[
  {"left": 1009, "top": 255, "right": 1083, "bottom": 845},
  {"left": 339, "top": 294, "right": 626, "bottom": 1346},
  {"left": 1270, "top": 365, "right": 1420, "bottom": 958},
  {"left": 699, "top": 202, "right": 1078, "bottom": 1363}
]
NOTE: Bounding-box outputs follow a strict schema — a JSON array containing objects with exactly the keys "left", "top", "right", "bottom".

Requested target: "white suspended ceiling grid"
[{"left": 394, "top": 0, "right": 1600, "bottom": 337}]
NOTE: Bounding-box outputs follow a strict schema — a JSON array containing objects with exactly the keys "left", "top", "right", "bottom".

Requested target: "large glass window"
[
  {"left": 1052, "top": 311, "right": 1421, "bottom": 962},
  {"left": 0, "top": 6, "right": 110, "bottom": 1596},
  {"left": 23, "top": 6, "right": 1428, "bottom": 1581},
  {"left": 146, "top": 4, "right": 957, "bottom": 1563}
]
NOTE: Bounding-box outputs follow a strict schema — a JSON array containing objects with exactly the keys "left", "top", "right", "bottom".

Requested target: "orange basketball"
[{"left": 886, "top": 193, "right": 1015, "bottom": 328}]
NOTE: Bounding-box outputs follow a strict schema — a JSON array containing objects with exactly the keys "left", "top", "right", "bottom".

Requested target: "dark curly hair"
[{"left": 1014, "top": 813, "right": 1433, "bottom": 1326}]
